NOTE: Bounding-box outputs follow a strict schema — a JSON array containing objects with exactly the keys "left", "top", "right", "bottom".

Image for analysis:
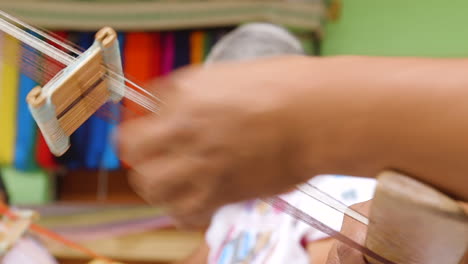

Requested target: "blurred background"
[{"left": 1, "top": 0, "right": 468, "bottom": 263}]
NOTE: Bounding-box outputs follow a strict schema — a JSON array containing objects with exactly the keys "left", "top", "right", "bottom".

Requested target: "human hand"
[
  {"left": 118, "top": 56, "right": 316, "bottom": 228},
  {"left": 326, "top": 201, "right": 371, "bottom": 264}
]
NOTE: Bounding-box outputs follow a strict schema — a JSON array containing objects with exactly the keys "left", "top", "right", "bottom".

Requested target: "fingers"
[
  {"left": 127, "top": 152, "right": 220, "bottom": 222},
  {"left": 326, "top": 201, "right": 372, "bottom": 264},
  {"left": 143, "top": 64, "right": 197, "bottom": 94},
  {"left": 117, "top": 115, "right": 167, "bottom": 164},
  {"left": 326, "top": 239, "right": 368, "bottom": 264},
  {"left": 170, "top": 209, "right": 214, "bottom": 230},
  {"left": 340, "top": 201, "right": 370, "bottom": 241},
  {"left": 117, "top": 113, "right": 198, "bottom": 166},
  {"left": 129, "top": 155, "right": 206, "bottom": 201}
]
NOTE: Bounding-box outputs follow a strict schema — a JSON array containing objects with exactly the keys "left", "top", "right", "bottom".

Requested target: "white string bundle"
[{"left": 0, "top": 10, "right": 162, "bottom": 115}]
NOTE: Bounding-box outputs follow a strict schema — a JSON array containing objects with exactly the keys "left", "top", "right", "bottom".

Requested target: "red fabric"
[
  {"left": 35, "top": 31, "right": 69, "bottom": 169},
  {"left": 150, "top": 33, "right": 162, "bottom": 78},
  {"left": 36, "top": 132, "right": 58, "bottom": 169},
  {"left": 120, "top": 33, "right": 161, "bottom": 168}
]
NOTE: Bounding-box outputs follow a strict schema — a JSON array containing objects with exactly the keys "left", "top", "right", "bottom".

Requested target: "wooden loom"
[
  {"left": 25, "top": 27, "right": 124, "bottom": 156},
  {"left": 0, "top": 12, "right": 466, "bottom": 264}
]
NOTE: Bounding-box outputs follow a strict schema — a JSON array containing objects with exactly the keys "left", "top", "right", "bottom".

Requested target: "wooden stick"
[{"left": 366, "top": 171, "right": 468, "bottom": 264}]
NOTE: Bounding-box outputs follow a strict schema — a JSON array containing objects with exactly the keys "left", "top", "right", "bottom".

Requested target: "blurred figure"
[
  {"left": 204, "top": 23, "right": 304, "bottom": 63},
  {"left": 171, "top": 23, "right": 376, "bottom": 264}
]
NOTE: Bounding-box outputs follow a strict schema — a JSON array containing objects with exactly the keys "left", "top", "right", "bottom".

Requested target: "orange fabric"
[{"left": 190, "top": 31, "right": 205, "bottom": 64}]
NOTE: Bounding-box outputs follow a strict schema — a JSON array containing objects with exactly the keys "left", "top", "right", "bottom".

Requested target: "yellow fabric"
[
  {"left": 190, "top": 30, "right": 204, "bottom": 64},
  {"left": 0, "top": 35, "right": 20, "bottom": 165}
]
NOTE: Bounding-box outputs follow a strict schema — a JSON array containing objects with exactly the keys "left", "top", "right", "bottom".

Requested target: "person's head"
[{"left": 205, "top": 23, "right": 304, "bottom": 64}]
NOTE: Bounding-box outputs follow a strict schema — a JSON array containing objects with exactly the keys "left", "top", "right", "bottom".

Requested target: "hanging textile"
[
  {"left": 161, "top": 32, "right": 175, "bottom": 75},
  {"left": 0, "top": 34, "right": 20, "bottom": 166},
  {"left": 100, "top": 33, "right": 125, "bottom": 170},
  {"left": 150, "top": 32, "right": 162, "bottom": 77},
  {"left": 14, "top": 42, "right": 39, "bottom": 171},
  {"left": 190, "top": 30, "right": 205, "bottom": 64},
  {"left": 174, "top": 30, "right": 191, "bottom": 70},
  {"left": 78, "top": 32, "right": 110, "bottom": 169},
  {"left": 203, "top": 30, "right": 214, "bottom": 60},
  {"left": 35, "top": 133, "right": 58, "bottom": 169},
  {"left": 35, "top": 32, "right": 69, "bottom": 170},
  {"left": 123, "top": 32, "right": 155, "bottom": 118},
  {"left": 124, "top": 32, "right": 155, "bottom": 86}
]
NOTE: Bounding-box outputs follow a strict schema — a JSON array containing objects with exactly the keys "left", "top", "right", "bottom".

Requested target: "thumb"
[{"left": 326, "top": 200, "right": 371, "bottom": 264}]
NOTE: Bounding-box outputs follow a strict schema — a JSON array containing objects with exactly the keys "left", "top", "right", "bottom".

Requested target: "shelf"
[{"left": 0, "top": 0, "right": 327, "bottom": 32}]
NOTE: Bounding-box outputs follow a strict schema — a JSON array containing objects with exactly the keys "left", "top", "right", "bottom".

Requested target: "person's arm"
[
  {"left": 288, "top": 56, "right": 468, "bottom": 201},
  {"left": 172, "top": 241, "right": 209, "bottom": 264},
  {"left": 307, "top": 238, "right": 335, "bottom": 264},
  {"left": 118, "top": 55, "right": 468, "bottom": 227}
]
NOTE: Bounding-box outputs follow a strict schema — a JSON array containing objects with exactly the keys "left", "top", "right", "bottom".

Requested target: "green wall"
[{"left": 322, "top": 0, "right": 468, "bottom": 57}]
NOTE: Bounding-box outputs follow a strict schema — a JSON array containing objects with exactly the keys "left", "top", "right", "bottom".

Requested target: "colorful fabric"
[
  {"left": 174, "top": 30, "right": 191, "bottom": 70},
  {"left": 150, "top": 33, "right": 162, "bottom": 77},
  {"left": 203, "top": 31, "right": 215, "bottom": 60},
  {"left": 100, "top": 32, "right": 126, "bottom": 170},
  {"left": 60, "top": 32, "right": 92, "bottom": 169},
  {"left": 161, "top": 32, "right": 175, "bottom": 75},
  {"left": 0, "top": 34, "right": 20, "bottom": 165},
  {"left": 124, "top": 32, "right": 155, "bottom": 84},
  {"left": 190, "top": 31, "right": 205, "bottom": 64},
  {"left": 76, "top": 32, "right": 109, "bottom": 169},
  {"left": 14, "top": 43, "right": 39, "bottom": 171},
  {"left": 123, "top": 32, "right": 155, "bottom": 118},
  {"left": 35, "top": 133, "right": 58, "bottom": 169},
  {"left": 35, "top": 32, "right": 68, "bottom": 170}
]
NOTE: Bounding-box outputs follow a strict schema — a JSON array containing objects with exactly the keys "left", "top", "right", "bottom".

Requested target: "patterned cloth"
[{"left": 206, "top": 175, "right": 376, "bottom": 264}]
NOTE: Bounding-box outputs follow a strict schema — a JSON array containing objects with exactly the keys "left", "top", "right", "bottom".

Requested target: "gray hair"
[{"left": 205, "top": 23, "right": 304, "bottom": 64}]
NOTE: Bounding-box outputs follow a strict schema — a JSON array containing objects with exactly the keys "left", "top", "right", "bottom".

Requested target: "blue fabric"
[
  {"left": 76, "top": 32, "right": 108, "bottom": 169},
  {"left": 100, "top": 32, "right": 125, "bottom": 170},
  {"left": 14, "top": 43, "right": 38, "bottom": 171},
  {"left": 63, "top": 32, "right": 95, "bottom": 169}
]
